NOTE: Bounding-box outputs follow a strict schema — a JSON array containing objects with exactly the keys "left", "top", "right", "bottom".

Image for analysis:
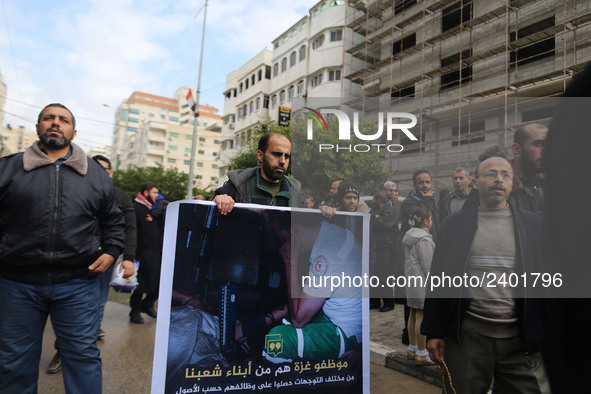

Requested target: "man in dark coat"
[{"left": 130, "top": 182, "right": 163, "bottom": 324}]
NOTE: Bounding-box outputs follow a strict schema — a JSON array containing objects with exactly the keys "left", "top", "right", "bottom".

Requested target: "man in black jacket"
[
  {"left": 0, "top": 103, "right": 125, "bottom": 393},
  {"left": 423, "top": 156, "right": 549, "bottom": 393},
  {"left": 213, "top": 133, "right": 306, "bottom": 214}
]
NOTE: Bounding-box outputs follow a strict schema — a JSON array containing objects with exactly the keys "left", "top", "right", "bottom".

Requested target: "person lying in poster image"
[{"left": 262, "top": 214, "right": 362, "bottom": 365}]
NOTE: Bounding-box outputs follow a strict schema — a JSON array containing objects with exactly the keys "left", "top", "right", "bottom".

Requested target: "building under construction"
[{"left": 342, "top": 0, "right": 591, "bottom": 192}]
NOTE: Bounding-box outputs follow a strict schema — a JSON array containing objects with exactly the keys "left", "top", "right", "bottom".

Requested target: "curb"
[{"left": 370, "top": 341, "right": 442, "bottom": 388}]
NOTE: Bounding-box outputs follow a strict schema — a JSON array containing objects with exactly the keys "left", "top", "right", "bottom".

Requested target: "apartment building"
[
  {"left": 219, "top": 0, "right": 362, "bottom": 184},
  {"left": 111, "top": 88, "right": 222, "bottom": 190},
  {"left": 344, "top": 0, "right": 591, "bottom": 192},
  {"left": 0, "top": 125, "right": 37, "bottom": 158}
]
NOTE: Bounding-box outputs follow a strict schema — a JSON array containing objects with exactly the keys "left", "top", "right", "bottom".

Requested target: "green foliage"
[
  {"left": 290, "top": 118, "right": 390, "bottom": 197},
  {"left": 225, "top": 115, "right": 390, "bottom": 198},
  {"left": 112, "top": 163, "right": 203, "bottom": 202}
]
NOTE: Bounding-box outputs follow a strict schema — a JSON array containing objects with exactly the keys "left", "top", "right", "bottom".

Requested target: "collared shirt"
[
  {"left": 449, "top": 188, "right": 471, "bottom": 214},
  {"left": 38, "top": 143, "right": 72, "bottom": 166}
]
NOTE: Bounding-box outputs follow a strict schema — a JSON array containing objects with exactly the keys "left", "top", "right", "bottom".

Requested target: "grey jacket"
[{"left": 403, "top": 227, "right": 434, "bottom": 309}]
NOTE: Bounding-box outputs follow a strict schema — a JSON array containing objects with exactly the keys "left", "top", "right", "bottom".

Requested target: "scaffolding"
[{"left": 343, "top": 0, "right": 591, "bottom": 190}]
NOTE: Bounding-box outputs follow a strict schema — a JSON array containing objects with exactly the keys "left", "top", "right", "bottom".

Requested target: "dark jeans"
[{"left": 0, "top": 275, "right": 102, "bottom": 393}]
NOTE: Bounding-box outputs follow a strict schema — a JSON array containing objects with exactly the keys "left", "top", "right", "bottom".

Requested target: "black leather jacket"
[{"left": 0, "top": 143, "right": 125, "bottom": 285}]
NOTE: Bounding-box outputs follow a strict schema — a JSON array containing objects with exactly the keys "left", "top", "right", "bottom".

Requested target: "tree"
[
  {"left": 112, "top": 164, "right": 211, "bottom": 202},
  {"left": 225, "top": 115, "right": 390, "bottom": 198}
]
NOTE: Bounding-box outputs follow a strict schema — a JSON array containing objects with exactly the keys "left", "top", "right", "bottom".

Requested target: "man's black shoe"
[
  {"left": 379, "top": 305, "right": 394, "bottom": 312},
  {"left": 130, "top": 311, "right": 144, "bottom": 324},
  {"left": 401, "top": 328, "right": 410, "bottom": 345},
  {"left": 141, "top": 306, "right": 157, "bottom": 318}
]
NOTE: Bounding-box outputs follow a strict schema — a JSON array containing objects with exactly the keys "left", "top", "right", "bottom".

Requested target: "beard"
[
  {"left": 39, "top": 132, "right": 71, "bottom": 150},
  {"left": 261, "top": 158, "right": 284, "bottom": 182}
]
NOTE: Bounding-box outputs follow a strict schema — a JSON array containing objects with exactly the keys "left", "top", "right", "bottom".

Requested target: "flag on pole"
[{"left": 186, "top": 89, "right": 197, "bottom": 114}]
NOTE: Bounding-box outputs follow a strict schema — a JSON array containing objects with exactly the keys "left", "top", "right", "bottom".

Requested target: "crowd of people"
[{"left": 0, "top": 64, "right": 589, "bottom": 393}]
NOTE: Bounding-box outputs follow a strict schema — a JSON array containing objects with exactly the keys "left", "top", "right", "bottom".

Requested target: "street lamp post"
[{"left": 187, "top": 0, "right": 208, "bottom": 199}]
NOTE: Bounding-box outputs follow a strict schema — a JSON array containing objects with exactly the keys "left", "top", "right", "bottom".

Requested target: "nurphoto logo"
[{"left": 304, "top": 107, "right": 418, "bottom": 153}]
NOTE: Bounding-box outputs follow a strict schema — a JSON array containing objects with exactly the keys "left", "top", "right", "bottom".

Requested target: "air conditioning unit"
[{"left": 228, "top": 124, "right": 235, "bottom": 129}]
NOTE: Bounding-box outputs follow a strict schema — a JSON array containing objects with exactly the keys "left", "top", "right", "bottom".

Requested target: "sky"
[{"left": 0, "top": 0, "right": 320, "bottom": 151}]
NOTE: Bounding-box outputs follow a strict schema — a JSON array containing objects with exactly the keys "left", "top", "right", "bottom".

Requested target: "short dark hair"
[
  {"left": 37, "top": 103, "right": 76, "bottom": 129},
  {"left": 373, "top": 190, "right": 388, "bottom": 204},
  {"left": 258, "top": 133, "right": 287, "bottom": 152},
  {"left": 141, "top": 182, "right": 157, "bottom": 194},
  {"left": 410, "top": 205, "right": 431, "bottom": 228},
  {"left": 412, "top": 169, "right": 430, "bottom": 184},
  {"left": 452, "top": 167, "right": 470, "bottom": 177},
  {"left": 93, "top": 155, "right": 111, "bottom": 169},
  {"left": 513, "top": 122, "right": 548, "bottom": 147}
]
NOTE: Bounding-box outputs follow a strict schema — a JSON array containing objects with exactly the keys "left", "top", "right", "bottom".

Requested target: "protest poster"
[{"left": 151, "top": 201, "right": 369, "bottom": 393}]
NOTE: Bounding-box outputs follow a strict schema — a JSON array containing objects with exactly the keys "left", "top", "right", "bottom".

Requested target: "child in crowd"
[{"left": 403, "top": 205, "right": 435, "bottom": 366}]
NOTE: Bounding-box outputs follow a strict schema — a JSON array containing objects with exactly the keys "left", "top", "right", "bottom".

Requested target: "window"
[
  {"left": 328, "top": 69, "right": 341, "bottom": 81},
  {"left": 169, "top": 116, "right": 179, "bottom": 122},
  {"left": 281, "top": 58, "right": 287, "bottom": 72},
  {"left": 442, "top": 0, "right": 472, "bottom": 32},
  {"left": 394, "top": 0, "right": 416, "bottom": 14},
  {"left": 168, "top": 145, "right": 178, "bottom": 151},
  {"left": 199, "top": 137, "right": 206, "bottom": 142},
  {"left": 196, "top": 175, "right": 203, "bottom": 180},
  {"left": 213, "top": 152, "right": 217, "bottom": 157},
  {"left": 256, "top": 98, "right": 260, "bottom": 110},
  {"left": 297, "top": 80, "right": 304, "bottom": 95},
  {"left": 299, "top": 45, "right": 306, "bottom": 61},
  {"left": 440, "top": 50, "right": 472, "bottom": 90},
  {"left": 169, "top": 132, "right": 179, "bottom": 138},
  {"left": 263, "top": 95, "right": 270, "bottom": 109},
  {"left": 161, "top": 115, "right": 165, "bottom": 119},
  {"left": 129, "top": 108, "right": 140, "bottom": 114},
  {"left": 128, "top": 117, "right": 139, "bottom": 123},
  {"left": 186, "top": 135, "right": 193, "bottom": 140},
  {"left": 251, "top": 74, "right": 256, "bottom": 85},
  {"left": 198, "top": 150, "right": 204, "bottom": 155},
  {"left": 258, "top": 70, "right": 262, "bottom": 81},
  {"left": 311, "top": 73, "right": 323, "bottom": 88},
  {"left": 212, "top": 164, "right": 218, "bottom": 169},
  {"left": 312, "top": 35, "right": 324, "bottom": 50},
  {"left": 509, "top": 17, "right": 555, "bottom": 68},
  {"left": 273, "top": 63, "right": 279, "bottom": 77},
  {"left": 288, "top": 86, "right": 294, "bottom": 99},
  {"left": 393, "top": 33, "right": 416, "bottom": 55},
  {"left": 249, "top": 101, "right": 254, "bottom": 113},
  {"left": 211, "top": 177, "right": 217, "bottom": 181},
  {"left": 214, "top": 139, "right": 220, "bottom": 144},
  {"left": 271, "top": 95, "right": 277, "bottom": 107},
  {"left": 197, "top": 162, "right": 203, "bottom": 167},
  {"left": 330, "top": 29, "right": 343, "bottom": 42},
  {"left": 279, "top": 90, "right": 285, "bottom": 103},
  {"left": 167, "top": 158, "right": 176, "bottom": 163},
  {"left": 184, "top": 160, "right": 190, "bottom": 165},
  {"left": 451, "top": 120, "right": 485, "bottom": 146},
  {"left": 148, "top": 113, "right": 154, "bottom": 117},
  {"left": 127, "top": 126, "right": 138, "bottom": 132},
  {"left": 185, "top": 147, "right": 191, "bottom": 153},
  {"left": 245, "top": 79, "right": 249, "bottom": 89},
  {"left": 120, "top": 109, "right": 127, "bottom": 121},
  {"left": 391, "top": 85, "right": 415, "bottom": 101},
  {"left": 290, "top": 52, "right": 297, "bottom": 67},
  {"left": 265, "top": 65, "right": 271, "bottom": 79}
]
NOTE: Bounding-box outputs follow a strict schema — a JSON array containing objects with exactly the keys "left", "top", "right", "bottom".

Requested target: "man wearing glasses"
[{"left": 422, "top": 156, "right": 549, "bottom": 393}]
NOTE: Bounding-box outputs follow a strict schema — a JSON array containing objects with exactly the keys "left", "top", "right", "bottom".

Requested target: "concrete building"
[
  {"left": 0, "top": 69, "right": 6, "bottom": 128},
  {"left": 343, "top": 0, "right": 591, "bottom": 193},
  {"left": 0, "top": 125, "right": 37, "bottom": 158},
  {"left": 219, "top": 0, "right": 360, "bottom": 183},
  {"left": 111, "top": 88, "right": 222, "bottom": 190}
]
